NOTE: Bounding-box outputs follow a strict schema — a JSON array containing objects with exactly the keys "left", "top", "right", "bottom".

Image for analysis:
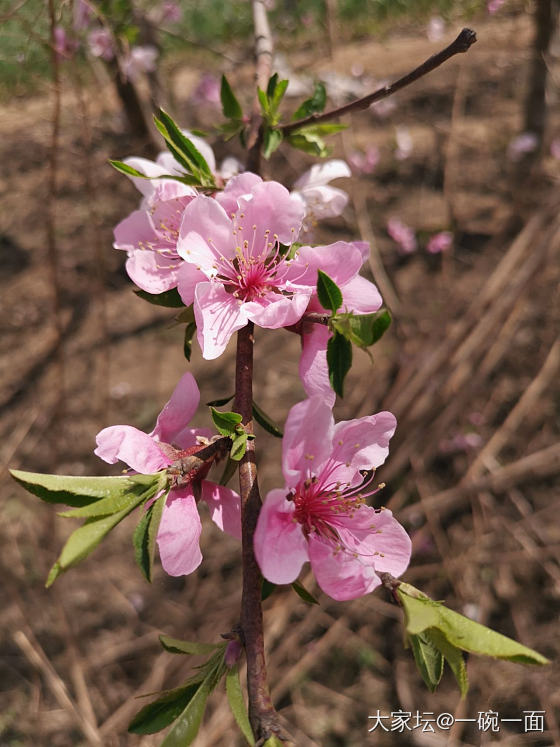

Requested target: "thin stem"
[
  {"left": 280, "top": 27, "right": 477, "bottom": 137},
  {"left": 246, "top": 0, "right": 274, "bottom": 172}
]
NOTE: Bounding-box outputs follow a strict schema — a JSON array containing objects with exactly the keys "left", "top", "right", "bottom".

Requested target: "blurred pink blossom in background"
[
  {"left": 427, "top": 16, "right": 445, "bottom": 43},
  {"left": 507, "top": 132, "right": 538, "bottom": 161},
  {"left": 190, "top": 73, "right": 221, "bottom": 105},
  {"left": 387, "top": 217, "right": 417, "bottom": 254},
  {"left": 53, "top": 26, "right": 79, "bottom": 61},
  {"left": 87, "top": 27, "right": 114, "bottom": 61},
  {"left": 427, "top": 231, "right": 453, "bottom": 254},
  {"left": 395, "top": 126, "right": 413, "bottom": 160},
  {"left": 349, "top": 145, "right": 380, "bottom": 174},
  {"left": 121, "top": 45, "right": 159, "bottom": 82},
  {"left": 550, "top": 138, "right": 560, "bottom": 159},
  {"left": 159, "top": 0, "right": 182, "bottom": 24},
  {"left": 73, "top": 0, "right": 93, "bottom": 31},
  {"left": 487, "top": 0, "right": 506, "bottom": 13}
]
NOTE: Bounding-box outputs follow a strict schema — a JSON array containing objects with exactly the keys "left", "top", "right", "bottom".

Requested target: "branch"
[
  {"left": 246, "top": 0, "right": 274, "bottom": 171},
  {"left": 280, "top": 27, "right": 477, "bottom": 137}
]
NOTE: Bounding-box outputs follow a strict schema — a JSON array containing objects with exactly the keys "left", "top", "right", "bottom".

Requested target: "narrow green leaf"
[
  {"left": 210, "top": 408, "right": 243, "bottom": 436},
  {"left": 263, "top": 738, "right": 284, "bottom": 747},
  {"left": 326, "top": 331, "right": 352, "bottom": 398},
  {"left": 226, "top": 666, "right": 255, "bottom": 746},
  {"left": 183, "top": 322, "right": 196, "bottom": 362},
  {"left": 10, "top": 470, "right": 160, "bottom": 508},
  {"left": 109, "top": 159, "right": 149, "bottom": 178},
  {"left": 206, "top": 395, "right": 234, "bottom": 407},
  {"left": 292, "top": 81, "right": 327, "bottom": 120},
  {"left": 159, "top": 635, "right": 220, "bottom": 657},
  {"left": 425, "top": 629, "right": 468, "bottom": 698},
  {"left": 266, "top": 72, "right": 279, "bottom": 99},
  {"left": 271, "top": 79, "right": 289, "bottom": 111},
  {"left": 134, "top": 287, "right": 185, "bottom": 308},
  {"left": 252, "top": 401, "right": 283, "bottom": 438},
  {"left": 58, "top": 473, "right": 165, "bottom": 518},
  {"left": 220, "top": 74, "right": 243, "bottom": 120},
  {"left": 133, "top": 492, "right": 167, "bottom": 582},
  {"left": 156, "top": 109, "right": 213, "bottom": 178},
  {"left": 128, "top": 684, "right": 201, "bottom": 735},
  {"left": 263, "top": 128, "right": 283, "bottom": 159},
  {"left": 257, "top": 88, "right": 269, "bottom": 116},
  {"left": 287, "top": 132, "right": 329, "bottom": 157},
  {"left": 293, "top": 123, "right": 346, "bottom": 136},
  {"left": 316, "top": 269, "right": 342, "bottom": 313},
  {"left": 291, "top": 580, "right": 319, "bottom": 605},
  {"left": 230, "top": 433, "right": 248, "bottom": 461},
  {"left": 219, "top": 457, "right": 238, "bottom": 487},
  {"left": 408, "top": 633, "right": 444, "bottom": 693},
  {"left": 47, "top": 507, "right": 134, "bottom": 586},
  {"left": 261, "top": 579, "right": 276, "bottom": 601}
]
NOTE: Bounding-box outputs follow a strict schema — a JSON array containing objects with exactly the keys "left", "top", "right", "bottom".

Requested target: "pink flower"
[
  {"left": 297, "top": 240, "right": 382, "bottom": 405},
  {"left": 426, "top": 231, "right": 453, "bottom": 254},
  {"left": 87, "top": 27, "right": 114, "bottom": 61},
  {"left": 190, "top": 73, "right": 221, "bottom": 106},
  {"left": 54, "top": 26, "right": 79, "bottom": 61},
  {"left": 387, "top": 217, "right": 417, "bottom": 254},
  {"left": 94, "top": 373, "right": 241, "bottom": 577},
  {"left": 487, "top": 0, "right": 506, "bottom": 13},
  {"left": 121, "top": 45, "right": 158, "bottom": 83},
  {"left": 395, "top": 126, "right": 413, "bottom": 161},
  {"left": 160, "top": 0, "right": 182, "bottom": 24},
  {"left": 254, "top": 397, "right": 411, "bottom": 601},
  {"left": 176, "top": 176, "right": 314, "bottom": 359},
  {"left": 508, "top": 132, "right": 538, "bottom": 161},
  {"left": 291, "top": 160, "right": 351, "bottom": 229},
  {"left": 348, "top": 146, "right": 379, "bottom": 174},
  {"left": 113, "top": 180, "right": 197, "bottom": 293},
  {"left": 427, "top": 16, "right": 445, "bottom": 42}
]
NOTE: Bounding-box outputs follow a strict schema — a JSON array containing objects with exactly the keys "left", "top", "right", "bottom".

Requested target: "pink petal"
[
  {"left": 329, "top": 411, "right": 397, "bottom": 485},
  {"left": 244, "top": 291, "right": 311, "bottom": 329},
  {"left": 295, "top": 185, "right": 349, "bottom": 219},
  {"left": 293, "top": 160, "right": 351, "bottom": 189},
  {"left": 122, "top": 157, "right": 169, "bottom": 197},
  {"left": 339, "top": 275, "right": 383, "bottom": 314},
  {"left": 113, "top": 210, "right": 156, "bottom": 252},
  {"left": 94, "top": 425, "right": 170, "bottom": 473},
  {"left": 237, "top": 181, "right": 304, "bottom": 247},
  {"left": 254, "top": 488, "right": 309, "bottom": 584},
  {"left": 282, "top": 397, "right": 334, "bottom": 489},
  {"left": 357, "top": 508, "right": 411, "bottom": 578},
  {"left": 216, "top": 172, "right": 262, "bottom": 215},
  {"left": 172, "top": 426, "right": 214, "bottom": 450},
  {"left": 201, "top": 480, "right": 241, "bottom": 539},
  {"left": 194, "top": 282, "right": 248, "bottom": 360},
  {"left": 157, "top": 488, "right": 202, "bottom": 576},
  {"left": 150, "top": 372, "right": 200, "bottom": 444},
  {"left": 289, "top": 242, "right": 364, "bottom": 291},
  {"left": 176, "top": 262, "right": 208, "bottom": 306},
  {"left": 125, "top": 251, "right": 179, "bottom": 293},
  {"left": 177, "top": 196, "right": 236, "bottom": 268},
  {"left": 299, "top": 325, "right": 335, "bottom": 406},
  {"left": 308, "top": 534, "right": 381, "bottom": 601}
]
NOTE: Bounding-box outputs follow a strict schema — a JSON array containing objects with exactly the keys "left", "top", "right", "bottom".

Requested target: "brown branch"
[
  {"left": 280, "top": 27, "right": 477, "bottom": 137},
  {"left": 246, "top": 0, "right": 274, "bottom": 172}
]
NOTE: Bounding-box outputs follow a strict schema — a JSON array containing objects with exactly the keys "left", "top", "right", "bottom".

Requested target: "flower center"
[{"left": 291, "top": 475, "right": 370, "bottom": 540}]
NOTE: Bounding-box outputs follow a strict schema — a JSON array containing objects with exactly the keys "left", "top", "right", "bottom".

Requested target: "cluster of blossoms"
[{"left": 101, "top": 135, "right": 411, "bottom": 600}]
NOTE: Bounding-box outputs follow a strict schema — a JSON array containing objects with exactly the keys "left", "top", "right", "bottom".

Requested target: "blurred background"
[{"left": 1, "top": 0, "right": 559, "bottom": 744}]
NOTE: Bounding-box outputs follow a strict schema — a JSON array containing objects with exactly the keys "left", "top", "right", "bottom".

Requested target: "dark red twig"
[{"left": 280, "top": 28, "right": 477, "bottom": 137}]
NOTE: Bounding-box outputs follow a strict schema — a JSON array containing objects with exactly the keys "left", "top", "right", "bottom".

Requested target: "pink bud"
[
  {"left": 387, "top": 217, "right": 417, "bottom": 254},
  {"left": 225, "top": 639, "right": 242, "bottom": 668},
  {"left": 426, "top": 231, "right": 453, "bottom": 254}
]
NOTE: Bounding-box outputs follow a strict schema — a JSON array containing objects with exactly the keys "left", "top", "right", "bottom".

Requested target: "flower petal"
[
  {"left": 125, "top": 251, "right": 179, "bottom": 293},
  {"left": 157, "top": 488, "right": 202, "bottom": 576},
  {"left": 329, "top": 411, "right": 397, "bottom": 485},
  {"left": 150, "top": 372, "right": 200, "bottom": 444},
  {"left": 194, "top": 282, "right": 248, "bottom": 360},
  {"left": 339, "top": 275, "right": 383, "bottom": 314},
  {"left": 254, "top": 488, "right": 309, "bottom": 584},
  {"left": 293, "top": 159, "right": 351, "bottom": 189},
  {"left": 237, "top": 181, "right": 304, "bottom": 248},
  {"left": 94, "top": 425, "right": 170, "bottom": 473},
  {"left": 113, "top": 210, "right": 156, "bottom": 252},
  {"left": 295, "top": 185, "right": 349, "bottom": 219},
  {"left": 308, "top": 534, "right": 381, "bottom": 601},
  {"left": 177, "top": 195, "right": 236, "bottom": 268},
  {"left": 357, "top": 508, "right": 411, "bottom": 578},
  {"left": 299, "top": 325, "right": 335, "bottom": 406},
  {"left": 244, "top": 291, "right": 311, "bottom": 329},
  {"left": 282, "top": 397, "right": 334, "bottom": 488},
  {"left": 200, "top": 480, "right": 241, "bottom": 539},
  {"left": 176, "top": 261, "right": 209, "bottom": 305},
  {"left": 289, "top": 242, "right": 364, "bottom": 291},
  {"left": 122, "top": 156, "right": 169, "bottom": 197}
]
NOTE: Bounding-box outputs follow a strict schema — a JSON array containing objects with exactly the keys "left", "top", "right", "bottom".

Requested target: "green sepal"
[
  {"left": 134, "top": 287, "right": 185, "bottom": 308},
  {"left": 133, "top": 490, "right": 167, "bottom": 582},
  {"left": 226, "top": 665, "right": 255, "bottom": 746},
  {"left": 316, "top": 269, "right": 342, "bottom": 313},
  {"left": 291, "top": 580, "right": 319, "bottom": 605},
  {"left": 292, "top": 81, "right": 327, "bottom": 120},
  {"left": 326, "top": 331, "right": 352, "bottom": 398},
  {"left": 220, "top": 74, "right": 243, "bottom": 120}
]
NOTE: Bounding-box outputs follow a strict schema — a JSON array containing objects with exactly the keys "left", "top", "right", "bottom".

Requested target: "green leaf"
[
  {"left": 261, "top": 579, "right": 276, "bottom": 601},
  {"left": 263, "top": 738, "right": 284, "bottom": 747},
  {"left": 317, "top": 269, "right": 342, "bottom": 313},
  {"left": 183, "top": 322, "right": 197, "bottom": 362},
  {"left": 266, "top": 73, "right": 279, "bottom": 99},
  {"left": 206, "top": 394, "right": 234, "bottom": 407},
  {"left": 263, "top": 128, "right": 283, "bottom": 159},
  {"left": 160, "top": 652, "right": 226, "bottom": 747},
  {"left": 326, "top": 331, "right": 352, "bottom": 398},
  {"left": 291, "top": 580, "right": 319, "bottom": 605},
  {"left": 134, "top": 287, "right": 185, "bottom": 308},
  {"left": 109, "top": 159, "right": 149, "bottom": 178},
  {"left": 287, "top": 132, "right": 329, "bottom": 157},
  {"left": 293, "top": 123, "right": 346, "bottom": 136},
  {"left": 128, "top": 684, "right": 202, "bottom": 735},
  {"left": 58, "top": 472, "right": 166, "bottom": 518},
  {"left": 226, "top": 666, "right": 255, "bottom": 746},
  {"left": 220, "top": 74, "right": 243, "bottom": 120},
  {"left": 425, "top": 628, "right": 468, "bottom": 697},
  {"left": 408, "top": 633, "right": 444, "bottom": 693},
  {"left": 133, "top": 491, "right": 167, "bottom": 582},
  {"left": 257, "top": 88, "right": 269, "bottom": 116},
  {"left": 332, "top": 309, "right": 392, "bottom": 349},
  {"left": 398, "top": 585, "right": 549, "bottom": 665},
  {"left": 154, "top": 110, "right": 215, "bottom": 186},
  {"left": 47, "top": 507, "right": 136, "bottom": 586},
  {"left": 230, "top": 433, "right": 248, "bottom": 461},
  {"left": 252, "top": 401, "right": 283, "bottom": 438},
  {"left": 292, "top": 81, "right": 327, "bottom": 120},
  {"left": 159, "top": 635, "right": 220, "bottom": 657},
  {"left": 10, "top": 470, "right": 161, "bottom": 509},
  {"left": 219, "top": 457, "right": 238, "bottom": 486},
  {"left": 210, "top": 408, "right": 243, "bottom": 436}
]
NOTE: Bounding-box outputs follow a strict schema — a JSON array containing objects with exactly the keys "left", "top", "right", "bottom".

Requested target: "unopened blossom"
[
  {"left": 254, "top": 397, "right": 411, "bottom": 601},
  {"left": 508, "top": 132, "right": 538, "bottom": 161},
  {"left": 292, "top": 160, "right": 351, "bottom": 229},
  {"left": 297, "top": 240, "right": 382, "bottom": 405},
  {"left": 95, "top": 372, "right": 241, "bottom": 577},
  {"left": 87, "top": 27, "right": 114, "bottom": 61},
  {"left": 426, "top": 231, "right": 453, "bottom": 254},
  {"left": 387, "top": 217, "right": 417, "bottom": 254},
  {"left": 176, "top": 175, "right": 313, "bottom": 359},
  {"left": 113, "top": 180, "right": 197, "bottom": 293},
  {"left": 121, "top": 45, "right": 158, "bottom": 83}
]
